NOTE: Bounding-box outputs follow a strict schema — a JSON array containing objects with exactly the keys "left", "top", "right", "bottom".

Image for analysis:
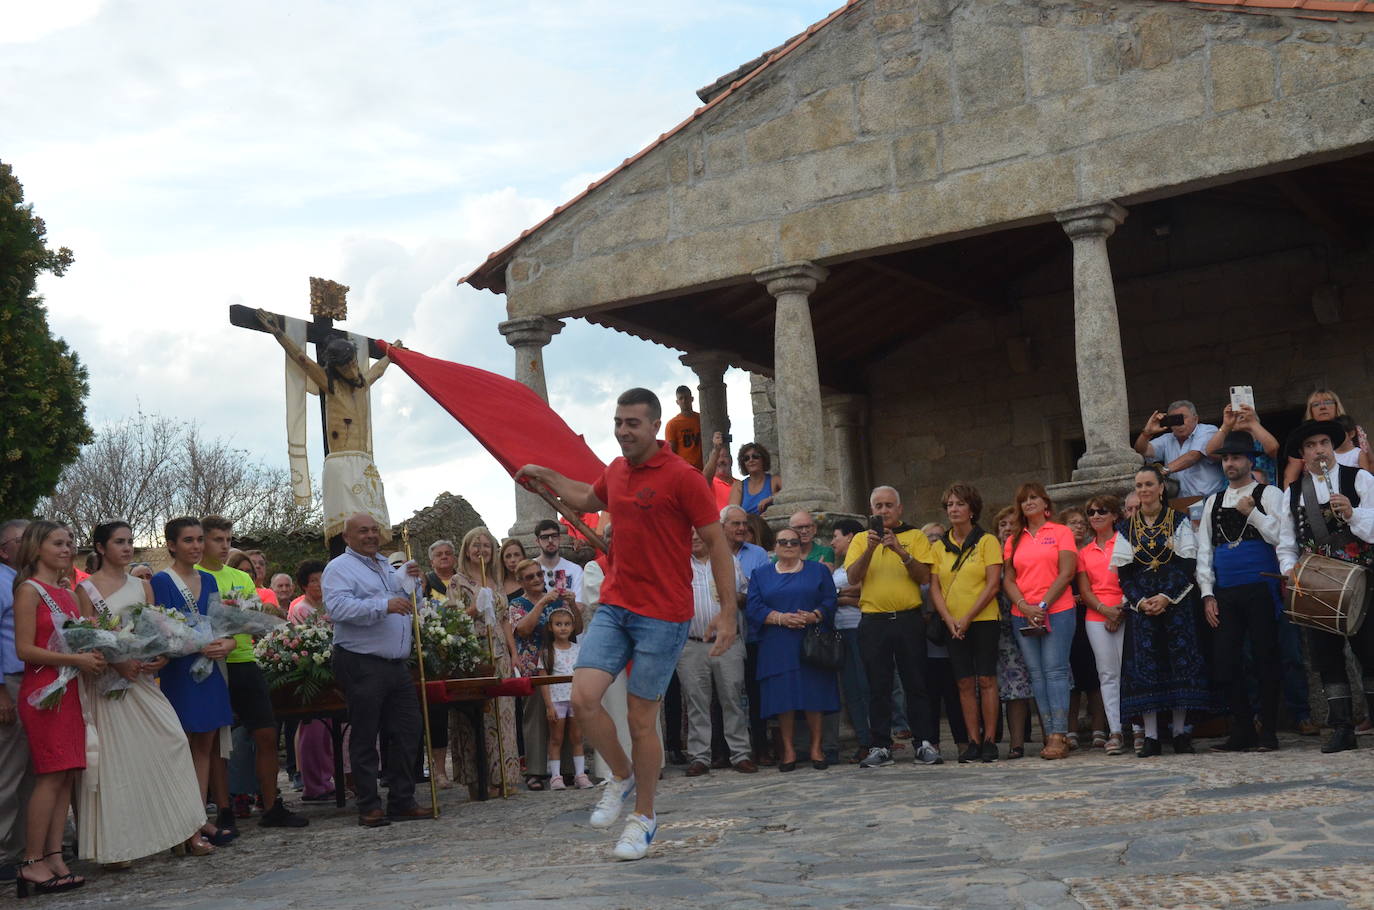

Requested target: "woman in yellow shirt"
[{"left": 928, "top": 483, "right": 1004, "bottom": 763}]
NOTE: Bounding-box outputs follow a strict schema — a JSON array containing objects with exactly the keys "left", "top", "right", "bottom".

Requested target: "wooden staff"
[
  {"left": 479, "top": 557, "right": 511, "bottom": 799},
  {"left": 403, "top": 525, "right": 440, "bottom": 818},
  {"left": 521, "top": 479, "right": 608, "bottom": 554}
]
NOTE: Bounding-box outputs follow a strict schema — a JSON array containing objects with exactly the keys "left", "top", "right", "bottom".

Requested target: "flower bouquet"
[
  {"left": 88, "top": 611, "right": 162, "bottom": 700},
  {"left": 26, "top": 615, "right": 122, "bottom": 710},
  {"left": 254, "top": 617, "right": 335, "bottom": 703},
  {"left": 188, "top": 593, "right": 287, "bottom": 682},
  {"left": 417, "top": 599, "right": 484, "bottom": 680}
]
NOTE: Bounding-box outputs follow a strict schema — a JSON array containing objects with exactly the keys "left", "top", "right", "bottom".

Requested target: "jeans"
[
  {"left": 576, "top": 602, "right": 689, "bottom": 701},
  {"left": 1013, "top": 610, "right": 1076, "bottom": 735},
  {"left": 838, "top": 628, "right": 872, "bottom": 749},
  {"left": 857, "top": 610, "right": 931, "bottom": 750},
  {"left": 1084, "top": 619, "right": 1125, "bottom": 734}
]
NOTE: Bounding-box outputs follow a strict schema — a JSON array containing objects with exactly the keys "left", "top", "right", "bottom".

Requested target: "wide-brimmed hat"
[
  {"left": 1284, "top": 419, "right": 1348, "bottom": 459},
  {"left": 1215, "top": 430, "right": 1257, "bottom": 458}
]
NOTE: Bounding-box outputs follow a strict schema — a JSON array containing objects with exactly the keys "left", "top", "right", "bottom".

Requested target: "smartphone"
[
  {"left": 723, "top": 433, "right": 732, "bottom": 444},
  {"left": 1159, "top": 413, "right": 1186, "bottom": 428},
  {"left": 868, "top": 515, "right": 884, "bottom": 535},
  {"left": 554, "top": 569, "right": 567, "bottom": 594},
  {"left": 1229, "top": 385, "right": 1255, "bottom": 412},
  {"left": 1020, "top": 612, "right": 1052, "bottom": 636}
]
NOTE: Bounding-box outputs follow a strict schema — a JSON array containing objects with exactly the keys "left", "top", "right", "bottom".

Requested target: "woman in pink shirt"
[
  {"left": 1001, "top": 483, "right": 1079, "bottom": 760},
  {"left": 1075, "top": 495, "right": 1131, "bottom": 755}
]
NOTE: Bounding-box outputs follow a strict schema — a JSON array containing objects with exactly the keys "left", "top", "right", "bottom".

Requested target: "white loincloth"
[{"left": 323, "top": 450, "right": 391, "bottom": 542}]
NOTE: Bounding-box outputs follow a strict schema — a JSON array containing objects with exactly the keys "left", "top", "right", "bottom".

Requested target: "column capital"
[
  {"left": 679, "top": 349, "right": 732, "bottom": 379},
  {"left": 752, "top": 261, "right": 828, "bottom": 298},
  {"left": 823, "top": 392, "right": 867, "bottom": 429},
  {"left": 1055, "top": 201, "right": 1127, "bottom": 241},
  {"left": 498, "top": 315, "right": 564, "bottom": 349}
]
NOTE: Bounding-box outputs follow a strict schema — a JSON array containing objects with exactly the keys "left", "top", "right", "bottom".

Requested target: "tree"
[
  {"left": 43, "top": 414, "right": 321, "bottom": 545},
  {"left": 0, "top": 160, "right": 91, "bottom": 518}
]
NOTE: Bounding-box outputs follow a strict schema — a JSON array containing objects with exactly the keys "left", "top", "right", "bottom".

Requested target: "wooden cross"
[{"left": 228, "top": 278, "right": 383, "bottom": 455}]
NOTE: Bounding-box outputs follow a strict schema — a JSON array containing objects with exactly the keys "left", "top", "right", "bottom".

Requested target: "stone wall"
[
  {"left": 499, "top": 0, "right": 1374, "bottom": 319},
  {"left": 865, "top": 238, "right": 1374, "bottom": 523}
]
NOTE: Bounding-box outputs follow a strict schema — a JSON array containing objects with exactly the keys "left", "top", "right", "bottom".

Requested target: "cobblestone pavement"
[{"left": 56, "top": 732, "right": 1374, "bottom": 910}]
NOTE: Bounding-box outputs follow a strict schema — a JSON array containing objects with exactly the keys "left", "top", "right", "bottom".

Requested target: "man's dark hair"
[
  {"left": 832, "top": 518, "right": 864, "bottom": 537},
  {"left": 202, "top": 515, "right": 233, "bottom": 534},
  {"left": 675, "top": 385, "right": 691, "bottom": 397},
  {"left": 295, "top": 559, "right": 327, "bottom": 589},
  {"left": 534, "top": 518, "right": 561, "bottom": 537},
  {"left": 617, "top": 387, "right": 661, "bottom": 421}
]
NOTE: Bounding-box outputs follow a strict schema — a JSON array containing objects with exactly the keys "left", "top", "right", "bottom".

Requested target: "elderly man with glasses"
[
  {"left": 0, "top": 519, "right": 32, "bottom": 882},
  {"left": 788, "top": 510, "right": 836, "bottom": 569}
]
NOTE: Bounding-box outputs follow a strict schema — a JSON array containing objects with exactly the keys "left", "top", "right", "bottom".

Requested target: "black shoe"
[
  {"left": 958, "top": 742, "right": 981, "bottom": 764},
  {"left": 1136, "top": 737, "right": 1162, "bottom": 757},
  {"left": 1171, "top": 734, "right": 1194, "bottom": 754},
  {"left": 212, "top": 809, "right": 239, "bottom": 845},
  {"left": 1256, "top": 731, "right": 1280, "bottom": 752},
  {"left": 981, "top": 742, "right": 999, "bottom": 763},
  {"left": 1209, "top": 735, "right": 1255, "bottom": 753},
  {"left": 1322, "top": 725, "right": 1358, "bottom": 753},
  {"left": 259, "top": 797, "right": 310, "bottom": 828},
  {"left": 778, "top": 761, "right": 796, "bottom": 773},
  {"left": 812, "top": 759, "right": 829, "bottom": 770}
]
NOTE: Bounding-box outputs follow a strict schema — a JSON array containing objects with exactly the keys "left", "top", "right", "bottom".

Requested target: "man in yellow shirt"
[{"left": 844, "top": 486, "right": 942, "bottom": 769}]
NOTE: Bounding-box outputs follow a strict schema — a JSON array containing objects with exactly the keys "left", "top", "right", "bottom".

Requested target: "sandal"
[
  {"left": 43, "top": 852, "right": 83, "bottom": 889},
  {"left": 525, "top": 776, "right": 544, "bottom": 792},
  {"left": 1064, "top": 732, "right": 1079, "bottom": 751},
  {"left": 15, "top": 858, "right": 68, "bottom": 898},
  {"left": 1007, "top": 745, "right": 1025, "bottom": 760},
  {"left": 1104, "top": 732, "right": 1124, "bottom": 755},
  {"left": 1092, "top": 730, "right": 1108, "bottom": 750}
]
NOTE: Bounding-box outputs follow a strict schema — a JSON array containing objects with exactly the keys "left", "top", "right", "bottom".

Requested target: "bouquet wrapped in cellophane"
[
  {"left": 26, "top": 614, "right": 118, "bottom": 710},
  {"left": 127, "top": 602, "right": 215, "bottom": 671},
  {"left": 188, "top": 593, "right": 287, "bottom": 682},
  {"left": 254, "top": 617, "right": 335, "bottom": 703},
  {"left": 417, "top": 598, "right": 483, "bottom": 680}
]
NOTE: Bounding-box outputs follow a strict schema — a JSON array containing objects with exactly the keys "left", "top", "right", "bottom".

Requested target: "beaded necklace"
[{"left": 1130, "top": 507, "right": 1177, "bottom": 570}]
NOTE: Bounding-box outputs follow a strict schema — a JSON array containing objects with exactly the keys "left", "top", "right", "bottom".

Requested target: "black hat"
[
  {"left": 1214, "top": 430, "right": 1257, "bottom": 458},
  {"left": 1284, "top": 419, "right": 1348, "bottom": 460}
]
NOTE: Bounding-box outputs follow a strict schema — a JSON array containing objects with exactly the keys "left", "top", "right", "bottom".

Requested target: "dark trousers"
[
  {"left": 1214, "top": 582, "right": 1280, "bottom": 734},
  {"left": 745, "top": 642, "right": 769, "bottom": 758},
  {"left": 924, "top": 656, "right": 967, "bottom": 746},
  {"left": 282, "top": 719, "right": 299, "bottom": 775},
  {"left": 333, "top": 647, "right": 421, "bottom": 815},
  {"left": 664, "top": 673, "right": 684, "bottom": 751},
  {"left": 858, "top": 610, "right": 931, "bottom": 750},
  {"left": 1308, "top": 595, "right": 1374, "bottom": 727}
]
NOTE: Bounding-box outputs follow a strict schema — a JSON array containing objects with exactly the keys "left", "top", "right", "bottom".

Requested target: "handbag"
[{"left": 801, "top": 623, "right": 845, "bottom": 671}]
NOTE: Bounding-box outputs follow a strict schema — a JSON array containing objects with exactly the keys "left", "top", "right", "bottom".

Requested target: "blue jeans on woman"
[{"left": 1012, "top": 609, "right": 1077, "bottom": 735}]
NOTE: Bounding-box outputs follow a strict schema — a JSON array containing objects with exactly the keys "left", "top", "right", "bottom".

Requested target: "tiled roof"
[{"left": 459, "top": 0, "right": 1374, "bottom": 293}]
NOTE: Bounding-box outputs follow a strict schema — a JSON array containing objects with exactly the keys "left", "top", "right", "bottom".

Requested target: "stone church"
[{"left": 464, "top": 0, "right": 1374, "bottom": 530}]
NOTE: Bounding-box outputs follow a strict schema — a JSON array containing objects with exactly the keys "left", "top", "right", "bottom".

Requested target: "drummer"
[
  {"left": 1197, "top": 430, "right": 1286, "bottom": 752},
  {"left": 1277, "top": 419, "right": 1374, "bottom": 754}
]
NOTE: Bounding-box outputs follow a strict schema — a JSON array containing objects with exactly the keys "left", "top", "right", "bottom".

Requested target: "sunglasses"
[
  {"left": 775, "top": 538, "right": 802, "bottom": 547},
  {"left": 1312, "top": 399, "right": 1336, "bottom": 408},
  {"left": 1085, "top": 508, "right": 1113, "bottom": 516},
  {"left": 742, "top": 453, "right": 762, "bottom": 461}
]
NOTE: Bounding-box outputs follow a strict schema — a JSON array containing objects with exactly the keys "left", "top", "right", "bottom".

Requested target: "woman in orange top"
[
  {"left": 1075, "top": 495, "right": 1130, "bottom": 755},
  {"left": 1001, "top": 483, "right": 1078, "bottom": 760}
]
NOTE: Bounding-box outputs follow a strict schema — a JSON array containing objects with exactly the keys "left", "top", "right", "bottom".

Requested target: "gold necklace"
[{"left": 1131, "top": 509, "right": 1176, "bottom": 570}]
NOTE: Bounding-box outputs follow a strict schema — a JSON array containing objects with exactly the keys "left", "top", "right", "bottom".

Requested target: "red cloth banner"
[{"left": 377, "top": 341, "right": 606, "bottom": 485}]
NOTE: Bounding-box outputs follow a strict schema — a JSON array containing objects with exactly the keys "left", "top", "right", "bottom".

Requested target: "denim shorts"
[{"left": 575, "top": 603, "right": 690, "bottom": 701}]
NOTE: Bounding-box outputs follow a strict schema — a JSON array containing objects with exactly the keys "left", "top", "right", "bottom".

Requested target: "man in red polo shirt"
[{"left": 517, "top": 387, "right": 737, "bottom": 861}]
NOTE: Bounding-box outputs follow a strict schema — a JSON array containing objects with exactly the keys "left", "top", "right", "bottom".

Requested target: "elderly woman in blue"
[{"left": 746, "top": 527, "right": 839, "bottom": 772}]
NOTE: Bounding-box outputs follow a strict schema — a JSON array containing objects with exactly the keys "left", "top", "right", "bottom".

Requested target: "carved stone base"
[{"left": 1046, "top": 472, "right": 1139, "bottom": 510}]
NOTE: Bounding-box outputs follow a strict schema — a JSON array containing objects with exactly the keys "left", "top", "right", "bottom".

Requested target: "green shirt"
[{"left": 196, "top": 563, "right": 259, "bottom": 663}]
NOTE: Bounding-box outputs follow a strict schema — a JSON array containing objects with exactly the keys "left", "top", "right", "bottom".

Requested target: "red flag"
[{"left": 378, "top": 341, "right": 606, "bottom": 485}]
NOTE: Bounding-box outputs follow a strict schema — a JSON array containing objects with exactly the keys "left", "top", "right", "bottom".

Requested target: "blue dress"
[
  {"left": 746, "top": 562, "right": 839, "bottom": 718},
  {"left": 152, "top": 570, "right": 234, "bottom": 733}
]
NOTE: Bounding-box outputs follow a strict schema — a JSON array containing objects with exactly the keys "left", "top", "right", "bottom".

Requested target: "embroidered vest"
[
  {"left": 1210, "top": 484, "right": 1269, "bottom": 547},
  {"left": 1290, "top": 465, "right": 1374, "bottom": 567}
]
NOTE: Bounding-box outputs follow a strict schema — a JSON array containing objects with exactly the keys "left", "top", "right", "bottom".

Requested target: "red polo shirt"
[{"left": 593, "top": 441, "right": 719, "bottom": 622}]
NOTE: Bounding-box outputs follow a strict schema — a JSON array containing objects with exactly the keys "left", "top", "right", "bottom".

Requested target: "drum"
[{"left": 1285, "top": 553, "right": 1369, "bottom": 637}]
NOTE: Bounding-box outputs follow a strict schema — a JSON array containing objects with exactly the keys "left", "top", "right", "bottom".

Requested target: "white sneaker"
[
  {"left": 916, "top": 742, "right": 944, "bottom": 765},
  {"left": 589, "top": 773, "right": 635, "bottom": 828},
  {"left": 612, "top": 813, "right": 657, "bottom": 861}
]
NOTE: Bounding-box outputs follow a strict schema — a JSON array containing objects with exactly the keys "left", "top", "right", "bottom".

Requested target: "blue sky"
[{"left": 5, "top": 0, "right": 838, "bottom": 534}]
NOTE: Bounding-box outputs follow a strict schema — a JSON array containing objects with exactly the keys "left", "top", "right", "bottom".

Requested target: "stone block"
[
  {"left": 894, "top": 130, "right": 939, "bottom": 183},
  {"left": 1086, "top": 33, "right": 1124, "bottom": 82},
  {"left": 953, "top": 25, "right": 1025, "bottom": 113},
  {"left": 669, "top": 148, "right": 690, "bottom": 184},
  {"left": 574, "top": 193, "right": 668, "bottom": 257},
  {"left": 702, "top": 76, "right": 793, "bottom": 136},
  {"left": 791, "top": 17, "right": 879, "bottom": 98},
  {"left": 857, "top": 54, "right": 955, "bottom": 134},
  {"left": 705, "top": 133, "right": 746, "bottom": 176},
  {"left": 1025, "top": 27, "right": 1088, "bottom": 97},
  {"left": 745, "top": 85, "right": 857, "bottom": 163},
  {"left": 875, "top": 12, "right": 915, "bottom": 35},
  {"left": 1136, "top": 11, "right": 1176, "bottom": 70},
  {"left": 1211, "top": 44, "right": 1275, "bottom": 112},
  {"left": 616, "top": 149, "right": 669, "bottom": 196},
  {"left": 1279, "top": 42, "right": 1374, "bottom": 96}
]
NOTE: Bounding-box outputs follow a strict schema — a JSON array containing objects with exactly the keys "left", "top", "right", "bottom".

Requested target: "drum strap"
[{"left": 1301, "top": 474, "right": 1332, "bottom": 547}]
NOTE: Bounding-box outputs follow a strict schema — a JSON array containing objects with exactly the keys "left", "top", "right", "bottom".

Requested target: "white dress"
[{"left": 78, "top": 576, "right": 206, "bottom": 863}]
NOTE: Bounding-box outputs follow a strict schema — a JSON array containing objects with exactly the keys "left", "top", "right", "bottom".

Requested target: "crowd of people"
[{"left": 2, "top": 385, "right": 1372, "bottom": 874}]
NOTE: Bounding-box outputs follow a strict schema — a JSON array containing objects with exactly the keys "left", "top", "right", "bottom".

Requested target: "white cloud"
[{"left": 12, "top": 0, "right": 840, "bottom": 536}]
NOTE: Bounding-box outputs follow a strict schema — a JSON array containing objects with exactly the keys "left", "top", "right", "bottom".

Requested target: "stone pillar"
[
  {"left": 498, "top": 316, "right": 564, "bottom": 539},
  {"left": 1055, "top": 202, "right": 1142, "bottom": 483},
  {"left": 679, "top": 349, "right": 731, "bottom": 455},
  {"left": 824, "top": 393, "right": 869, "bottom": 516},
  {"left": 752, "top": 261, "right": 838, "bottom": 516}
]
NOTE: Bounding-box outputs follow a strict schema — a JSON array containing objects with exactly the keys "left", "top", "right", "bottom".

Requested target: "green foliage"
[{"left": 0, "top": 160, "right": 91, "bottom": 518}]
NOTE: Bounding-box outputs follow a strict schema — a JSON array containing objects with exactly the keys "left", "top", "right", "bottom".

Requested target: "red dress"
[{"left": 17, "top": 579, "right": 87, "bottom": 774}]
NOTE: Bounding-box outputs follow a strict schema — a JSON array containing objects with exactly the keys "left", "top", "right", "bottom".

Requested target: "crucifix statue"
[{"left": 229, "top": 278, "right": 395, "bottom": 548}]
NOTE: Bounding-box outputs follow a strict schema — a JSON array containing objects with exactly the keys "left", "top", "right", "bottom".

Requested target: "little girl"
[{"left": 541, "top": 607, "right": 592, "bottom": 790}]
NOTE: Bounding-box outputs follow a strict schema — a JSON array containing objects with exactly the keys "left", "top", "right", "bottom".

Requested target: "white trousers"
[{"left": 1084, "top": 619, "right": 1125, "bottom": 734}]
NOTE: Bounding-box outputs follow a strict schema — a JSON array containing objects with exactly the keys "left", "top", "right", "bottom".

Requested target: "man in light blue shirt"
[
  {"left": 0, "top": 519, "right": 32, "bottom": 880},
  {"left": 1135, "top": 399, "right": 1226, "bottom": 516},
  {"left": 321, "top": 512, "right": 430, "bottom": 827}
]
